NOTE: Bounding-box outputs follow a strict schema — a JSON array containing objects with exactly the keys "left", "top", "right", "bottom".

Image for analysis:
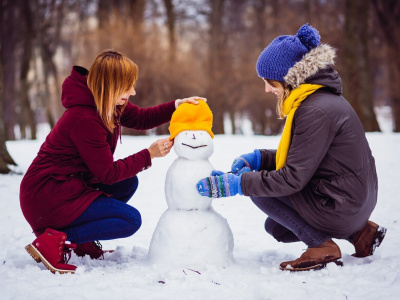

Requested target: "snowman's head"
[{"left": 174, "top": 130, "right": 213, "bottom": 160}]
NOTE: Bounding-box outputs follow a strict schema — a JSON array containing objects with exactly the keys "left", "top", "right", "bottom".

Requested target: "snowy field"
[{"left": 1, "top": 132, "right": 400, "bottom": 300}]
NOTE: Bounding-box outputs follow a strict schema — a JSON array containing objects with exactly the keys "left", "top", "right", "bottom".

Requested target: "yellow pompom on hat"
[{"left": 169, "top": 100, "right": 214, "bottom": 140}]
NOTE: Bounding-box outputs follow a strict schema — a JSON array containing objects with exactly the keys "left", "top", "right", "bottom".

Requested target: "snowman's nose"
[{"left": 192, "top": 134, "right": 196, "bottom": 139}]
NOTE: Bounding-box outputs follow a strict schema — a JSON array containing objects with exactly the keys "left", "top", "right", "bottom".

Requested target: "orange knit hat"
[{"left": 169, "top": 100, "right": 214, "bottom": 140}]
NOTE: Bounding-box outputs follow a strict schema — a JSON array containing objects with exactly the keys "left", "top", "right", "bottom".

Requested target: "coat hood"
[
  {"left": 61, "top": 66, "right": 96, "bottom": 109},
  {"left": 284, "top": 43, "right": 342, "bottom": 94},
  {"left": 305, "top": 67, "right": 343, "bottom": 95}
]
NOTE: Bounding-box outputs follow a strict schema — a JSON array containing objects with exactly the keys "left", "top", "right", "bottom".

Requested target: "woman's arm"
[
  {"left": 120, "top": 97, "right": 207, "bottom": 131},
  {"left": 241, "top": 106, "right": 334, "bottom": 197},
  {"left": 71, "top": 117, "right": 151, "bottom": 185},
  {"left": 120, "top": 101, "right": 176, "bottom": 131},
  {"left": 259, "top": 149, "right": 277, "bottom": 171}
]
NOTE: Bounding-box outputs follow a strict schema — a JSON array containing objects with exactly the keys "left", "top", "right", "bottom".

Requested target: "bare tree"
[
  {"left": 97, "top": 0, "right": 113, "bottom": 50},
  {"left": 206, "top": 0, "right": 229, "bottom": 134},
  {"left": 372, "top": 0, "right": 400, "bottom": 132},
  {"left": 0, "top": 57, "right": 17, "bottom": 173},
  {"left": 1, "top": 0, "right": 18, "bottom": 140},
  {"left": 0, "top": 0, "right": 17, "bottom": 173},
  {"left": 163, "top": 0, "right": 177, "bottom": 64},
  {"left": 342, "top": 0, "right": 380, "bottom": 131},
  {"left": 245, "top": 0, "right": 283, "bottom": 135},
  {"left": 19, "top": 1, "right": 36, "bottom": 139},
  {"left": 127, "top": 0, "right": 146, "bottom": 39},
  {"left": 34, "top": 0, "right": 67, "bottom": 129},
  {"left": 1, "top": 0, "right": 395, "bottom": 147}
]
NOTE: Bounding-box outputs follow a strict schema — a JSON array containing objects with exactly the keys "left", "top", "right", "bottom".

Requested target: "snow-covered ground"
[{"left": 1, "top": 132, "right": 399, "bottom": 300}]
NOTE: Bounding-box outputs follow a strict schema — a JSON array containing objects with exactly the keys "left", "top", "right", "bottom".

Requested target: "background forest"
[{"left": 0, "top": 0, "right": 399, "bottom": 173}]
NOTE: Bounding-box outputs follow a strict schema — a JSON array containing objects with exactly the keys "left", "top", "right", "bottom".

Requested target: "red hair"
[{"left": 87, "top": 50, "right": 138, "bottom": 132}]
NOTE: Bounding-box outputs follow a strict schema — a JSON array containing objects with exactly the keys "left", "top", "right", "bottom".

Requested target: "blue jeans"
[
  {"left": 251, "top": 196, "right": 330, "bottom": 247},
  {"left": 62, "top": 176, "right": 141, "bottom": 244}
]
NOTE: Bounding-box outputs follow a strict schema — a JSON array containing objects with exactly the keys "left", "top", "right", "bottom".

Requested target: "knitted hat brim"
[{"left": 169, "top": 125, "right": 214, "bottom": 140}]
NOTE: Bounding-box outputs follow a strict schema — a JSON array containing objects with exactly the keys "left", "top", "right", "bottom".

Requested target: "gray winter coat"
[{"left": 241, "top": 44, "right": 377, "bottom": 239}]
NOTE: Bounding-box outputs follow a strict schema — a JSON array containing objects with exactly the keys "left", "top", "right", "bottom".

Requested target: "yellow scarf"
[{"left": 275, "top": 84, "right": 324, "bottom": 170}]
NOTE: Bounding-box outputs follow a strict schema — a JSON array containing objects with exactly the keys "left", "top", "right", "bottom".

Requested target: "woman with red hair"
[{"left": 21, "top": 49, "right": 204, "bottom": 274}]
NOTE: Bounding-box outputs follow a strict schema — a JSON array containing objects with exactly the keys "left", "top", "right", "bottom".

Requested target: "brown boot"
[
  {"left": 351, "top": 220, "right": 387, "bottom": 258},
  {"left": 280, "top": 239, "right": 343, "bottom": 271}
]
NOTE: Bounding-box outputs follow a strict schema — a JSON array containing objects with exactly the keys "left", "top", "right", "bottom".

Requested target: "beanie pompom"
[{"left": 296, "top": 24, "right": 320, "bottom": 50}]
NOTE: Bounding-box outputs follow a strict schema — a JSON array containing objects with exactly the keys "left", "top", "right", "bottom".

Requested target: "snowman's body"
[
  {"left": 165, "top": 158, "right": 213, "bottom": 211},
  {"left": 148, "top": 130, "right": 234, "bottom": 268}
]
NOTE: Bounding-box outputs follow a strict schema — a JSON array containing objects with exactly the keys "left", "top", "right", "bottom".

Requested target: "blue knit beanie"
[{"left": 256, "top": 24, "right": 320, "bottom": 82}]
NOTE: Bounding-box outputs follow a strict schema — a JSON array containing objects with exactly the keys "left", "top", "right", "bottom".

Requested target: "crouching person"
[
  {"left": 20, "top": 49, "right": 203, "bottom": 274},
  {"left": 196, "top": 24, "right": 386, "bottom": 271}
]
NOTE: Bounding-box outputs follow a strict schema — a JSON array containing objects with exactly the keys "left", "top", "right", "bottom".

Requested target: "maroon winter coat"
[{"left": 20, "top": 66, "right": 176, "bottom": 236}]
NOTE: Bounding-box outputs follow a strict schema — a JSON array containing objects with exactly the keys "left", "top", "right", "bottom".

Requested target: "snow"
[{"left": 1, "top": 132, "right": 400, "bottom": 300}]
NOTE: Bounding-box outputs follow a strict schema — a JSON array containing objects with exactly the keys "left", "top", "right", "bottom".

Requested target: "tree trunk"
[
  {"left": 343, "top": 0, "right": 380, "bottom": 131},
  {"left": 35, "top": 0, "right": 65, "bottom": 128},
  {"left": 1, "top": 0, "right": 18, "bottom": 140},
  {"left": 371, "top": 0, "right": 400, "bottom": 132},
  {"left": 0, "top": 18, "right": 17, "bottom": 173},
  {"left": 386, "top": 47, "right": 400, "bottom": 132},
  {"left": 163, "top": 0, "right": 176, "bottom": 64},
  {"left": 206, "top": 0, "right": 227, "bottom": 134},
  {"left": 19, "top": 0, "right": 36, "bottom": 139},
  {"left": 97, "top": 0, "right": 113, "bottom": 50},
  {"left": 127, "top": 0, "right": 145, "bottom": 37},
  {"left": 40, "top": 46, "right": 56, "bottom": 129},
  {"left": 305, "top": 0, "right": 312, "bottom": 23}
]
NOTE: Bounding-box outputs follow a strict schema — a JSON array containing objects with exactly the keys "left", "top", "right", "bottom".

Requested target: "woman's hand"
[
  {"left": 148, "top": 138, "right": 174, "bottom": 159},
  {"left": 175, "top": 96, "right": 207, "bottom": 108},
  {"left": 231, "top": 150, "right": 261, "bottom": 175}
]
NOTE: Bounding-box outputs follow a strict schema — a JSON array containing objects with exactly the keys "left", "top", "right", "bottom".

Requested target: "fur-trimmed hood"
[{"left": 284, "top": 43, "right": 339, "bottom": 91}]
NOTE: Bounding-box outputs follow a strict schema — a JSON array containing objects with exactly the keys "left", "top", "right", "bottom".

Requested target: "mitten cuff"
[
  {"left": 254, "top": 149, "right": 262, "bottom": 171},
  {"left": 237, "top": 174, "right": 243, "bottom": 195}
]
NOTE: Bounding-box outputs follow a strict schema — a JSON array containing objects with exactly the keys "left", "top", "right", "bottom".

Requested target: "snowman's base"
[{"left": 148, "top": 208, "right": 234, "bottom": 269}]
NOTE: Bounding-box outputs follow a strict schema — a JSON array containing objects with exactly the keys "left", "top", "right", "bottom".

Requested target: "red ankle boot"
[
  {"left": 74, "top": 241, "right": 113, "bottom": 259},
  {"left": 25, "top": 228, "right": 77, "bottom": 274}
]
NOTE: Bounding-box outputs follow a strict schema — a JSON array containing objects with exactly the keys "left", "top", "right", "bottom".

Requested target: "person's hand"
[
  {"left": 231, "top": 150, "right": 261, "bottom": 175},
  {"left": 197, "top": 173, "right": 243, "bottom": 198},
  {"left": 175, "top": 96, "right": 207, "bottom": 108},
  {"left": 148, "top": 138, "right": 174, "bottom": 159}
]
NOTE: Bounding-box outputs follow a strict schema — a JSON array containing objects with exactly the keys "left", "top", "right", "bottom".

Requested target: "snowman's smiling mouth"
[{"left": 181, "top": 143, "right": 207, "bottom": 149}]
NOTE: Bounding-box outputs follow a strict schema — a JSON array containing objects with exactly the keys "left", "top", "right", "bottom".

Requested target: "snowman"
[{"left": 147, "top": 100, "right": 234, "bottom": 268}]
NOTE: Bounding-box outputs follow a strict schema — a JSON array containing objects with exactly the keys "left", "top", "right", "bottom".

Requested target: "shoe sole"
[
  {"left": 280, "top": 258, "right": 343, "bottom": 272},
  {"left": 25, "top": 244, "right": 75, "bottom": 274},
  {"left": 371, "top": 226, "right": 387, "bottom": 255}
]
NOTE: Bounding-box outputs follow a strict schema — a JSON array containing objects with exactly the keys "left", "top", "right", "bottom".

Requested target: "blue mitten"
[
  {"left": 231, "top": 150, "right": 261, "bottom": 175},
  {"left": 197, "top": 173, "right": 243, "bottom": 198},
  {"left": 211, "top": 170, "right": 225, "bottom": 176}
]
